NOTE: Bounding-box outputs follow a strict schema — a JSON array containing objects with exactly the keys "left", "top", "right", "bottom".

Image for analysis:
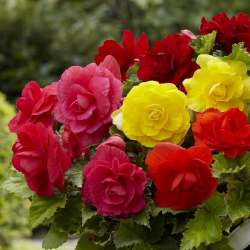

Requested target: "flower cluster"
[{"left": 5, "top": 11, "right": 250, "bottom": 250}]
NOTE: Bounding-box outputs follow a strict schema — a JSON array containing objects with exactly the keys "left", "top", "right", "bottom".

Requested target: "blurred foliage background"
[
  {"left": 1, "top": 0, "right": 250, "bottom": 102},
  {"left": 1, "top": 0, "right": 250, "bottom": 248},
  {"left": 0, "top": 92, "right": 30, "bottom": 249}
]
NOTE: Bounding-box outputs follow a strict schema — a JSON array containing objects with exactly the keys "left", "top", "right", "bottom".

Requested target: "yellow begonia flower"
[
  {"left": 112, "top": 81, "right": 190, "bottom": 148},
  {"left": 183, "top": 54, "right": 250, "bottom": 113}
]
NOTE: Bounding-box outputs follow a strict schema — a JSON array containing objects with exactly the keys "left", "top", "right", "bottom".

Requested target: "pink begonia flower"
[
  {"left": 12, "top": 123, "right": 71, "bottom": 197},
  {"left": 9, "top": 81, "right": 58, "bottom": 134},
  {"left": 62, "top": 126, "right": 83, "bottom": 159},
  {"left": 96, "top": 134, "right": 126, "bottom": 151},
  {"left": 81, "top": 145, "right": 148, "bottom": 218},
  {"left": 54, "top": 55, "right": 123, "bottom": 147}
]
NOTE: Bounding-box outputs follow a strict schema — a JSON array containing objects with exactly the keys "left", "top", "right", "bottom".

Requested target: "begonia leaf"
[
  {"left": 83, "top": 215, "right": 107, "bottom": 237},
  {"left": 180, "top": 192, "right": 227, "bottom": 250},
  {"left": 170, "top": 213, "right": 191, "bottom": 234},
  {"left": 89, "top": 146, "right": 96, "bottom": 159},
  {"left": 54, "top": 192, "right": 83, "bottom": 236},
  {"left": 132, "top": 197, "right": 152, "bottom": 228},
  {"left": 1, "top": 169, "right": 35, "bottom": 198},
  {"left": 221, "top": 217, "right": 232, "bottom": 233},
  {"left": 133, "top": 236, "right": 178, "bottom": 250},
  {"left": 123, "top": 63, "right": 142, "bottom": 96},
  {"left": 150, "top": 201, "right": 194, "bottom": 217},
  {"left": 196, "top": 236, "right": 234, "bottom": 250},
  {"left": 64, "top": 161, "right": 89, "bottom": 188},
  {"left": 212, "top": 153, "right": 244, "bottom": 180},
  {"left": 29, "top": 190, "right": 67, "bottom": 229},
  {"left": 82, "top": 202, "right": 98, "bottom": 226},
  {"left": 42, "top": 224, "right": 68, "bottom": 249},
  {"left": 226, "top": 179, "right": 250, "bottom": 222},
  {"left": 236, "top": 151, "right": 250, "bottom": 180},
  {"left": 114, "top": 216, "right": 165, "bottom": 248},
  {"left": 126, "top": 62, "right": 140, "bottom": 81},
  {"left": 189, "top": 31, "right": 216, "bottom": 55},
  {"left": 109, "top": 125, "right": 124, "bottom": 136},
  {"left": 75, "top": 234, "right": 102, "bottom": 250},
  {"left": 218, "top": 42, "right": 250, "bottom": 70}
]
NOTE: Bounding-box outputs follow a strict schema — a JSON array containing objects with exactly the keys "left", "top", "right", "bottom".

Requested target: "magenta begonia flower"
[
  {"left": 54, "top": 55, "right": 123, "bottom": 147},
  {"left": 81, "top": 145, "right": 149, "bottom": 218}
]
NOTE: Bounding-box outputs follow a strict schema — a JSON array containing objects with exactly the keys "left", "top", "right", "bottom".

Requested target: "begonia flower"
[{"left": 146, "top": 142, "right": 218, "bottom": 209}]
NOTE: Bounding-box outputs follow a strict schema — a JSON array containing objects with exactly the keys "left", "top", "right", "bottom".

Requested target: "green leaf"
[
  {"left": 217, "top": 42, "right": 250, "bottom": 70},
  {"left": 212, "top": 153, "right": 243, "bottom": 179},
  {"left": 122, "top": 63, "right": 142, "bottom": 96},
  {"left": 146, "top": 216, "right": 165, "bottom": 243},
  {"left": 221, "top": 217, "right": 232, "bottom": 233},
  {"left": 126, "top": 62, "right": 140, "bottom": 81},
  {"left": 132, "top": 197, "right": 152, "bottom": 228},
  {"left": 180, "top": 192, "right": 227, "bottom": 250},
  {"left": 196, "top": 236, "right": 234, "bottom": 250},
  {"left": 150, "top": 201, "right": 194, "bottom": 217},
  {"left": 133, "top": 236, "right": 178, "bottom": 250},
  {"left": 89, "top": 146, "right": 96, "bottom": 159},
  {"left": 42, "top": 224, "right": 68, "bottom": 249},
  {"left": 213, "top": 50, "right": 224, "bottom": 58},
  {"left": 114, "top": 216, "right": 165, "bottom": 248},
  {"left": 29, "top": 190, "right": 67, "bottom": 229},
  {"left": 1, "top": 170, "right": 35, "bottom": 198},
  {"left": 226, "top": 180, "right": 250, "bottom": 222},
  {"left": 109, "top": 124, "right": 124, "bottom": 136},
  {"left": 236, "top": 151, "right": 250, "bottom": 180},
  {"left": 171, "top": 213, "right": 191, "bottom": 234},
  {"left": 75, "top": 234, "right": 102, "bottom": 250},
  {"left": 82, "top": 202, "right": 98, "bottom": 226},
  {"left": 189, "top": 31, "right": 216, "bottom": 55},
  {"left": 54, "top": 192, "right": 83, "bottom": 235},
  {"left": 65, "top": 161, "right": 88, "bottom": 188},
  {"left": 83, "top": 215, "right": 107, "bottom": 237}
]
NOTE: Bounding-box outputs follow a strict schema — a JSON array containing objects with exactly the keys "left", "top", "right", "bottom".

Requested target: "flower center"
[
  {"left": 209, "top": 82, "right": 226, "bottom": 100},
  {"left": 149, "top": 109, "right": 163, "bottom": 120},
  {"left": 71, "top": 100, "right": 85, "bottom": 113}
]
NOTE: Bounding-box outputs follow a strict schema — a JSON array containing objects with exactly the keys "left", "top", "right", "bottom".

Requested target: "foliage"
[
  {"left": 2, "top": 0, "right": 250, "bottom": 102},
  {"left": 0, "top": 92, "right": 30, "bottom": 248},
  {"left": 190, "top": 31, "right": 216, "bottom": 57}
]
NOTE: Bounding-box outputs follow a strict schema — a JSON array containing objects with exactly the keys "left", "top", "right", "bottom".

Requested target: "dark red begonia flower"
[
  {"left": 137, "top": 33, "right": 199, "bottom": 92},
  {"left": 192, "top": 108, "right": 250, "bottom": 158},
  {"left": 95, "top": 30, "right": 149, "bottom": 82},
  {"left": 200, "top": 11, "right": 250, "bottom": 54},
  {"left": 8, "top": 81, "right": 58, "bottom": 134},
  {"left": 12, "top": 123, "right": 71, "bottom": 197},
  {"left": 146, "top": 142, "right": 218, "bottom": 210}
]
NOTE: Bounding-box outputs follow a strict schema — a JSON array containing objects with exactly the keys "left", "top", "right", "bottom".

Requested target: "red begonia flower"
[
  {"left": 95, "top": 30, "right": 149, "bottom": 81},
  {"left": 146, "top": 142, "right": 218, "bottom": 210},
  {"left": 192, "top": 108, "right": 250, "bottom": 158},
  {"left": 137, "top": 33, "right": 199, "bottom": 93},
  {"left": 200, "top": 12, "right": 250, "bottom": 54}
]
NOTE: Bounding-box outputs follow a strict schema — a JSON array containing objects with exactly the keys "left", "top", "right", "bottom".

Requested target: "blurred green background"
[
  {"left": 1, "top": 0, "right": 250, "bottom": 103},
  {"left": 1, "top": 0, "right": 250, "bottom": 249}
]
